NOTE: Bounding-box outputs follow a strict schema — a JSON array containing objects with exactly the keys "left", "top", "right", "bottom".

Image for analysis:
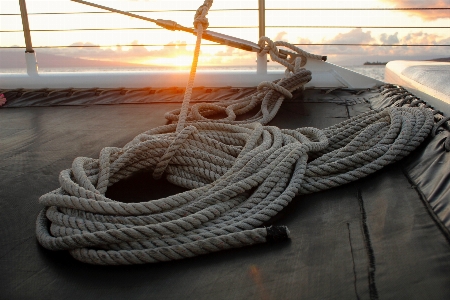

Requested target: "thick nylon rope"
[
  {"left": 164, "top": 68, "right": 312, "bottom": 126},
  {"left": 381, "top": 84, "right": 450, "bottom": 151},
  {"left": 35, "top": 2, "right": 435, "bottom": 265},
  {"left": 176, "top": 0, "right": 213, "bottom": 133},
  {"left": 164, "top": 37, "right": 318, "bottom": 126},
  {"left": 36, "top": 107, "right": 434, "bottom": 264}
]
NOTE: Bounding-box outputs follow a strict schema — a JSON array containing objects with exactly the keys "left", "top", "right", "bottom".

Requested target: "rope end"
[{"left": 266, "top": 226, "right": 290, "bottom": 242}]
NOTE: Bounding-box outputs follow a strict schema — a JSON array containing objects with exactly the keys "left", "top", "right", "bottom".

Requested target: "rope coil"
[
  {"left": 381, "top": 84, "right": 450, "bottom": 151},
  {"left": 36, "top": 107, "right": 434, "bottom": 264},
  {"left": 35, "top": 2, "right": 437, "bottom": 265},
  {"left": 165, "top": 68, "right": 312, "bottom": 126}
]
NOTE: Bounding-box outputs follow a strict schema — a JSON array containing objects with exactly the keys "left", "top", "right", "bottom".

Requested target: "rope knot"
[
  {"left": 258, "top": 37, "right": 325, "bottom": 78},
  {"left": 153, "top": 126, "right": 198, "bottom": 179},
  {"left": 257, "top": 81, "right": 293, "bottom": 99},
  {"left": 193, "top": 15, "right": 209, "bottom": 30},
  {"left": 193, "top": 0, "right": 213, "bottom": 30}
]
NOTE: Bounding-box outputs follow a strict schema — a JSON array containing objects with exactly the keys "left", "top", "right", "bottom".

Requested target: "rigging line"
[
  {"left": 0, "top": 9, "right": 251, "bottom": 16},
  {"left": 270, "top": 7, "right": 450, "bottom": 10},
  {"left": 267, "top": 26, "right": 450, "bottom": 29},
  {"left": 294, "top": 44, "right": 450, "bottom": 46},
  {"left": 174, "top": 0, "right": 213, "bottom": 133},
  {"left": 2, "top": 44, "right": 449, "bottom": 49},
  {"left": 2, "top": 7, "right": 450, "bottom": 16},
  {"left": 70, "top": 0, "right": 260, "bottom": 52},
  {"left": 3, "top": 26, "right": 450, "bottom": 33}
]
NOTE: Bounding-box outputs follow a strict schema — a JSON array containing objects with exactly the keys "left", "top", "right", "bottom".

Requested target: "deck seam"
[
  {"left": 357, "top": 189, "right": 379, "bottom": 300},
  {"left": 346, "top": 222, "right": 361, "bottom": 300}
]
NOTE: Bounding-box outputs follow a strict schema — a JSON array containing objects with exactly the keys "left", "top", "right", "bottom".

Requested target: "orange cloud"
[
  {"left": 380, "top": 0, "right": 450, "bottom": 20},
  {"left": 45, "top": 40, "right": 194, "bottom": 65},
  {"left": 293, "top": 28, "right": 449, "bottom": 64},
  {"left": 21, "top": 27, "right": 449, "bottom": 68}
]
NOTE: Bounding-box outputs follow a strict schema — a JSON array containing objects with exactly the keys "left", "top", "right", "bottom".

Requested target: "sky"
[{"left": 0, "top": 0, "right": 449, "bottom": 68}]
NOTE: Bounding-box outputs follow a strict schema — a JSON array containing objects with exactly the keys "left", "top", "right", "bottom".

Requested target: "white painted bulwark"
[
  {"left": 385, "top": 60, "right": 450, "bottom": 116},
  {"left": 0, "top": 60, "right": 383, "bottom": 91},
  {"left": 0, "top": 70, "right": 285, "bottom": 89},
  {"left": 304, "top": 59, "right": 384, "bottom": 89}
]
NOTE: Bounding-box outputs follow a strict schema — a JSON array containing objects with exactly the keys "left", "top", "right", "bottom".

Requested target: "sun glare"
[
  {"left": 147, "top": 56, "right": 194, "bottom": 68},
  {"left": 1, "top": 0, "right": 449, "bottom": 67}
]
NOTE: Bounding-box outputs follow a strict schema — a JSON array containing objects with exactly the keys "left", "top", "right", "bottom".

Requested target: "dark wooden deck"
[{"left": 1, "top": 88, "right": 449, "bottom": 299}]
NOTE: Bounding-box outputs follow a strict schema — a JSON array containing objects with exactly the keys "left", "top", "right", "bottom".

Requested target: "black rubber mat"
[{"left": 1, "top": 89, "right": 449, "bottom": 299}]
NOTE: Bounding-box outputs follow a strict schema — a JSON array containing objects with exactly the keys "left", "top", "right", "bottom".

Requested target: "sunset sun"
[
  {"left": 147, "top": 55, "right": 194, "bottom": 68},
  {"left": 0, "top": 0, "right": 449, "bottom": 68}
]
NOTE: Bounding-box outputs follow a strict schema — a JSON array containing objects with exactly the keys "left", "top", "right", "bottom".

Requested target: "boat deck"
[{"left": 1, "top": 88, "right": 450, "bottom": 299}]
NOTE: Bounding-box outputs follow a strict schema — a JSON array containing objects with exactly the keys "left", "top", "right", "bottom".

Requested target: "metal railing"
[
  {"left": 1, "top": 0, "right": 449, "bottom": 74},
  {"left": 3, "top": 7, "right": 450, "bottom": 15}
]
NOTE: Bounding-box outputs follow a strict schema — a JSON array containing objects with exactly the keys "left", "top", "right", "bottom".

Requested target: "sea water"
[{"left": 0, "top": 65, "right": 386, "bottom": 82}]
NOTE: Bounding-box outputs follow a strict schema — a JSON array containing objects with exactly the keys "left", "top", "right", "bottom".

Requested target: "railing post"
[
  {"left": 19, "top": 0, "right": 38, "bottom": 75},
  {"left": 257, "top": 0, "right": 267, "bottom": 75}
]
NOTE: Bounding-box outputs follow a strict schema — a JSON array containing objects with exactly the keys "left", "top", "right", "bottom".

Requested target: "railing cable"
[
  {"left": 2, "top": 26, "right": 450, "bottom": 33},
  {"left": 2, "top": 43, "right": 449, "bottom": 49},
  {"left": 2, "top": 7, "right": 450, "bottom": 16}
]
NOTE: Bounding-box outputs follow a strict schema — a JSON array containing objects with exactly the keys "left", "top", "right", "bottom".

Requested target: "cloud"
[
  {"left": 274, "top": 32, "right": 288, "bottom": 42},
  {"left": 440, "top": 36, "right": 450, "bottom": 44},
  {"left": 18, "top": 27, "right": 448, "bottom": 68},
  {"left": 401, "top": 32, "right": 442, "bottom": 45},
  {"left": 328, "top": 28, "right": 374, "bottom": 44},
  {"left": 380, "top": 0, "right": 450, "bottom": 20},
  {"left": 214, "top": 46, "right": 235, "bottom": 57},
  {"left": 43, "top": 40, "right": 193, "bottom": 63},
  {"left": 380, "top": 33, "right": 399, "bottom": 44},
  {"left": 300, "top": 28, "right": 376, "bottom": 56},
  {"left": 70, "top": 42, "right": 98, "bottom": 47},
  {"left": 290, "top": 28, "right": 449, "bottom": 64}
]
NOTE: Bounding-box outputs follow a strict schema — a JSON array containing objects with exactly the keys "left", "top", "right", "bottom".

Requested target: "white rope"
[
  {"left": 35, "top": 2, "right": 435, "bottom": 265},
  {"left": 35, "top": 107, "right": 434, "bottom": 264},
  {"left": 165, "top": 33, "right": 323, "bottom": 126},
  {"left": 176, "top": 0, "right": 213, "bottom": 132},
  {"left": 164, "top": 68, "right": 312, "bottom": 126}
]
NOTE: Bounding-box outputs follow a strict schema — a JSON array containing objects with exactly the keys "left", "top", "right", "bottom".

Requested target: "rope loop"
[
  {"left": 193, "top": 0, "right": 213, "bottom": 30},
  {"left": 164, "top": 68, "right": 312, "bottom": 126},
  {"left": 258, "top": 37, "right": 324, "bottom": 76},
  {"left": 36, "top": 107, "right": 434, "bottom": 264},
  {"left": 380, "top": 85, "right": 450, "bottom": 152},
  {"left": 153, "top": 125, "right": 198, "bottom": 179},
  {"left": 34, "top": 4, "right": 439, "bottom": 265},
  {"left": 432, "top": 116, "right": 450, "bottom": 137},
  {"left": 257, "top": 81, "right": 293, "bottom": 99}
]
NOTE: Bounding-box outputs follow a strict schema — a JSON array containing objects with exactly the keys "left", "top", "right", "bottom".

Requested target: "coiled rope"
[
  {"left": 35, "top": 1, "right": 435, "bottom": 265},
  {"left": 381, "top": 84, "right": 450, "bottom": 151},
  {"left": 164, "top": 69, "right": 312, "bottom": 126}
]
